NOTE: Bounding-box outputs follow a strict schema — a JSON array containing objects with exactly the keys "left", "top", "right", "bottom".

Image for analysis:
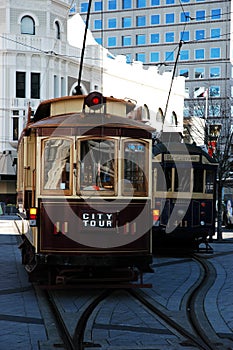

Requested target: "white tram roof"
[
  {"left": 33, "top": 94, "right": 136, "bottom": 121},
  {"left": 27, "top": 94, "right": 155, "bottom": 134}
]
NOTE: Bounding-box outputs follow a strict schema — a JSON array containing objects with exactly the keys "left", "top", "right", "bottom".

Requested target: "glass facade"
[{"left": 76, "top": 0, "right": 231, "bottom": 121}]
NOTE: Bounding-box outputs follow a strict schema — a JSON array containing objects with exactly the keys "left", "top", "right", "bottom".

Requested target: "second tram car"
[
  {"left": 152, "top": 142, "right": 218, "bottom": 252},
  {"left": 17, "top": 92, "right": 154, "bottom": 286}
]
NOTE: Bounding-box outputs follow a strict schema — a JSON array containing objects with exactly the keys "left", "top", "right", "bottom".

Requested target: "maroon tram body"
[{"left": 17, "top": 92, "right": 153, "bottom": 286}]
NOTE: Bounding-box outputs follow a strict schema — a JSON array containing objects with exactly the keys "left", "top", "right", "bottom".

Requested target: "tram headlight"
[
  {"left": 200, "top": 221, "right": 205, "bottom": 226},
  {"left": 84, "top": 91, "right": 105, "bottom": 110}
]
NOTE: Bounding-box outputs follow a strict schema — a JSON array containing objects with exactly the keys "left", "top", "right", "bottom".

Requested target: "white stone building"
[{"left": 0, "top": 0, "right": 185, "bottom": 203}]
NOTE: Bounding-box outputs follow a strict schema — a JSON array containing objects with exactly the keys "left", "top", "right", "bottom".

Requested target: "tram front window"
[
  {"left": 174, "top": 168, "right": 191, "bottom": 192},
  {"left": 79, "top": 139, "right": 115, "bottom": 192},
  {"left": 156, "top": 166, "right": 172, "bottom": 192},
  {"left": 42, "top": 138, "right": 71, "bottom": 192},
  {"left": 123, "top": 141, "right": 148, "bottom": 196},
  {"left": 193, "top": 168, "right": 204, "bottom": 192}
]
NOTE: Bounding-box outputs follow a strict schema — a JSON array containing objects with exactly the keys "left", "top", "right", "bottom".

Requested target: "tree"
[{"left": 184, "top": 96, "right": 233, "bottom": 240}]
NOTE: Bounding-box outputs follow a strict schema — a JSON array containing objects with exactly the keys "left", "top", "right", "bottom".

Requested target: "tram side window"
[
  {"left": 156, "top": 166, "right": 172, "bottom": 191},
  {"left": 193, "top": 168, "right": 204, "bottom": 192},
  {"left": 43, "top": 139, "right": 71, "bottom": 191},
  {"left": 79, "top": 139, "right": 115, "bottom": 192},
  {"left": 123, "top": 141, "right": 148, "bottom": 196},
  {"left": 174, "top": 167, "right": 191, "bottom": 192},
  {"left": 205, "top": 170, "right": 214, "bottom": 193}
]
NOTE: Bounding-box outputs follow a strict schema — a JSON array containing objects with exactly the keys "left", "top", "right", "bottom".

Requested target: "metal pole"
[{"left": 76, "top": 0, "right": 93, "bottom": 95}]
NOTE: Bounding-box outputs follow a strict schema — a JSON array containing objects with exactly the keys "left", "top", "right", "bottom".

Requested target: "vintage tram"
[
  {"left": 17, "top": 92, "right": 153, "bottom": 286},
  {"left": 152, "top": 141, "right": 218, "bottom": 252}
]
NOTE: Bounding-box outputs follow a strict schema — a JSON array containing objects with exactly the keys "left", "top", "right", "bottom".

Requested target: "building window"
[
  {"left": 195, "top": 68, "right": 204, "bottom": 78},
  {"left": 209, "top": 104, "right": 220, "bottom": 117},
  {"left": 95, "top": 38, "right": 102, "bottom": 45},
  {"left": 196, "top": 10, "right": 205, "bottom": 21},
  {"left": 13, "top": 118, "right": 19, "bottom": 141},
  {"left": 94, "top": 1, "right": 102, "bottom": 11},
  {"left": 180, "top": 50, "right": 189, "bottom": 60},
  {"left": 80, "top": 2, "right": 88, "bottom": 12},
  {"left": 165, "top": 32, "right": 174, "bottom": 42},
  {"left": 108, "top": 36, "right": 117, "bottom": 46},
  {"left": 136, "top": 53, "right": 146, "bottom": 62},
  {"left": 126, "top": 54, "right": 132, "bottom": 63},
  {"left": 137, "top": 0, "right": 146, "bottom": 7},
  {"left": 210, "top": 67, "right": 220, "bottom": 78},
  {"left": 61, "top": 77, "right": 65, "bottom": 96},
  {"left": 21, "top": 16, "right": 35, "bottom": 35},
  {"left": 108, "top": 0, "right": 117, "bottom": 9},
  {"left": 151, "top": 0, "right": 160, "bottom": 4},
  {"left": 211, "top": 28, "right": 220, "bottom": 39},
  {"left": 195, "top": 49, "right": 205, "bottom": 60},
  {"left": 16, "top": 72, "right": 26, "bottom": 98},
  {"left": 150, "top": 52, "right": 160, "bottom": 62},
  {"left": 54, "top": 75, "right": 58, "bottom": 98},
  {"left": 180, "top": 12, "right": 190, "bottom": 22},
  {"left": 136, "top": 34, "right": 146, "bottom": 45},
  {"left": 194, "top": 86, "right": 208, "bottom": 98},
  {"left": 122, "top": 36, "right": 131, "bottom": 46},
  {"left": 55, "top": 21, "right": 61, "bottom": 39},
  {"left": 165, "top": 51, "right": 174, "bottom": 61},
  {"left": 193, "top": 105, "right": 205, "bottom": 117},
  {"left": 150, "top": 33, "right": 160, "bottom": 43},
  {"left": 211, "top": 9, "right": 221, "bottom": 20},
  {"left": 195, "top": 29, "right": 205, "bottom": 40},
  {"left": 210, "top": 47, "right": 220, "bottom": 59},
  {"left": 136, "top": 16, "right": 146, "bottom": 26},
  {"left": 180, "top": 31, "right": 189, "bottom": 41},
  {"left": 166, "top": 13, "right": 175, "bottom": 24},
  {"left": 108, "top": 18, "right": 117, "bottom": 28},
  {"left": 151, "top": 14, "right": 160, "bottom": 25},
  {"left": 209, "top": 86, "right": 220, "bottom": 97},
  {"left": 166, "top": 0, "right": 174, "bottom": 3},
  {"left": 179, "top": 69, "right": 189, "bottom": 78},
  {"left": 94, "top": 19, "right": 102, "bottom": 29},
  {"left": 122, "top": 0, "right": 132, "bottom": 9},
  {"left": 122, "top": 17, "right": 131, "bottom": 28},
  {"left": 31, "top": 73, "right": 40, "bottom": 99}
]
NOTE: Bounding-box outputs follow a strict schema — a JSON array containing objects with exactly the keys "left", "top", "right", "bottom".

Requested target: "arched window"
[
  {"left": 55, "top": 21, "right": 61, "bottom": 39},
  {"left": 21, "top": 16, "right": 35, "bottom": 35},
  {"left": 142, "top": 104, "right": 150, "bottom": 121},
  {"left": 156, "top": 108, "right": 164, "bottom": 123},
  {"left": 171, "top": 111, "right": 178, "bottom": 126}
]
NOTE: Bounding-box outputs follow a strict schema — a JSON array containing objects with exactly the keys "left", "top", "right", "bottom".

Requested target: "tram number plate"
[{"left": 82, "top": 212, "right": 114, "bottom": 228}]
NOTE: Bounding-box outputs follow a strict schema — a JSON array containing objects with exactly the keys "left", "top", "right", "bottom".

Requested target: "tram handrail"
[{"left": 15, "top": 213, "right": 30, "bottom": 235}]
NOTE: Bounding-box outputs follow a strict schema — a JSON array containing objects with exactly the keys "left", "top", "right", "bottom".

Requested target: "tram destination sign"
[
  {"left": 81, "top": 212, "right": 114, "bottom": 228},
  {"left": 164, "top": 154, "right": 200, "bottom": 162}
]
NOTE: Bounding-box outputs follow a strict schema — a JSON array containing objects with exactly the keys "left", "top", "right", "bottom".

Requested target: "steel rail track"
[
  {"left": 46, "top": 290, "right": 76, "bottom": 350},
  {"left": 129, "top": 288, "right": 213, "bottom": 350},
  {"left": 41, "top": 254, "right": 232, "bottom": 350},
  {"left": 45, "top": 289, "right": 112, "bottom": 350},
  {"left": 72, "top": 289, "right": 112, "bottom": 349},
  {"left": 190, "top": 254, "right": 233, "bottom": 350},
  {"left": 129, "top": 254, "right": 232, "bottom": 350}
]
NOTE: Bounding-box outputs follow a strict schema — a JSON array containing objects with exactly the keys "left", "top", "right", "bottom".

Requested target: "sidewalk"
[
  {"left": 0, "top": 228, "right": 48, "bottom": 349},
  {"left": 213, "top": 226, "right": 233, "bottom": 240}
]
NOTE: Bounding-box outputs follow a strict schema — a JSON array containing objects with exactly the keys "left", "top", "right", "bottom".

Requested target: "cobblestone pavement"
[{"left": 0, "top": 219, "right": 233, "bottom": 349}]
